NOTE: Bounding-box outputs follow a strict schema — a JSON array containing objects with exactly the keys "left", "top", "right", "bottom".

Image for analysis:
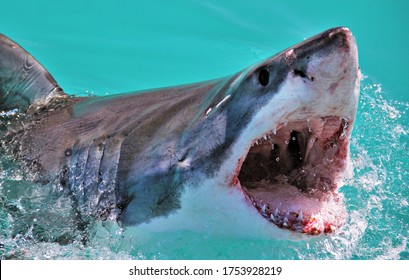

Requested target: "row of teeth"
[
  {"left": 250, "top": 123, "right": 307, "bottom": 147},
  {"left": 248, "top": 195, "right": 338, "bottom": 235},
  {"left": 251, "top": 133, "right": 275, "bottom": 147},
  {"left": 249, "top": 196, "right": 305, "bottom": 230},
  {"left": 250, "top": 119, "right": 350, "bottom": 162},
  {"left": 251, "top": 130, "right": 293, "bottom": 144},
  {"left": 251, "top": 121, "right": 312, "bottom": 147}
]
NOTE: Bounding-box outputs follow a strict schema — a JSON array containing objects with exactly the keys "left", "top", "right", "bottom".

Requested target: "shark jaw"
[{"left": 234, "top": 116, "right": 351, "bottom": 235}]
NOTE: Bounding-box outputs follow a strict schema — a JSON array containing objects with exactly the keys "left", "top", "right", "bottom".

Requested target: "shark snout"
[
  {"left": 289, "top": 27, "right": 360, "bottom": 119},
  {"left": 288, "top": 27, "right": 358, "bottom": 81},
  {"left": 310, "top": 28, "right": 358, "bottom": 79}
]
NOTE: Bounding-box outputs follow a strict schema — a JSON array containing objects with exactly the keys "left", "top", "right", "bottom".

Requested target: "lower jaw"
[{"left": 239, "top": 183, "right": 347, "bottom": 235}]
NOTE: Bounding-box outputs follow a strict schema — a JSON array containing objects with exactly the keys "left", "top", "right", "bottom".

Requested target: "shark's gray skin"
[{"left": 0, "top": 27, "right": 360, "bottom": 235}]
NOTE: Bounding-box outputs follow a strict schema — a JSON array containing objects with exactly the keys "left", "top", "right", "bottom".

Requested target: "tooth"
[
  {"left": 264, "top": 135, "right": 267, "bottom": 140},
  {"left": 283, "top": 221, "right": 288, "bottom": 227},
  {"left": 307, "top": 119, "right": 312, "bottom": 132},
  {"left": 262, "top": 204, "right": 267, "bottom": 213},
  {"left": 270, "top": 214, "right": 276, "bottom": 222},
  {"left": 304, "top": 137, "right": 315, "bottom": 163},
  {"left": 274, "top": 208, "right": 279, "bottom": 216}
]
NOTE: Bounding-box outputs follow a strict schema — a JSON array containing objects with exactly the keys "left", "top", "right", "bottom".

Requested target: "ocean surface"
[{"left": 0, "top": 0, "right": 408, "bottom": 259}]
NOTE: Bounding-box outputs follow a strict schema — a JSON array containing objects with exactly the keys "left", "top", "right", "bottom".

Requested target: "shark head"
[{"left": 181, "top": 27, "right": 360, "bottom": 235}]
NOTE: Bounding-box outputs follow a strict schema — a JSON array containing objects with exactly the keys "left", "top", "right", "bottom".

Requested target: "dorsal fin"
[{"left": 0, "top": 34, "right": 66, "bottom": 112}]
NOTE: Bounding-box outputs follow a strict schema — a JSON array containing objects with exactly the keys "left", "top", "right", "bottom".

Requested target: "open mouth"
[{"left": 235, "top": 116, "right": 351, "bottom": 235}]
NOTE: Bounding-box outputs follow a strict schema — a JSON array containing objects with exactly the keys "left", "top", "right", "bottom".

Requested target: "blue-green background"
[{"left": 0, "top": 0, "right": 408, "bottom": 259}]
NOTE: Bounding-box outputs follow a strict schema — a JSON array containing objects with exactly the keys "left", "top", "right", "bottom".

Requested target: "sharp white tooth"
[
  {"left": 307, "top": 119, "right": 312, "bottom": 133},
  {"left": 304, "top": 137, "right": 315, "bottom": 163},
  {"left": 305, "top": 117, "right": 325, "bottom": 160},
  {"left": 264, "top": 135, "right": 267, "bottom": 140},
  {"left": 262, "top": 204, "right": 267, "bottom": 213},
  {"left": 274, "top": 208, "right": 279, "bottom": 216},
  {"left": 272, "top": 128, "right": 277, "bottom": 135},
  {"left": 270, "top": 214, "right": 276, "bottom": 222},
  {"left": 283, "top": 222, "right": 288, "bottom": 227}
]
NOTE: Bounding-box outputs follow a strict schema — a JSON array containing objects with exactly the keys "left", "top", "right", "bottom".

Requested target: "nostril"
[
  {"left": 294, "top": 69, "right": 308, "bottom": 78},
  {"left": 294, "top": 69, "right": 314, "bottom": 81}
]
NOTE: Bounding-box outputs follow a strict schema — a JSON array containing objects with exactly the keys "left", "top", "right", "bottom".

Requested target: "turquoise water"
[{"left": 1, "top": 0, "right": 408, "bottom": 259}]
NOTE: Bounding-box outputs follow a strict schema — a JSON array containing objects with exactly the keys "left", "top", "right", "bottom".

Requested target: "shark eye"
[{"left": 258, "top": 68, "right": 270, "bottom": 86}]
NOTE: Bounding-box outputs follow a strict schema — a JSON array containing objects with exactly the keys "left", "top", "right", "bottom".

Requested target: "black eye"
[{"left": 258, "top": 68, "right": 269, "bottom": 86}]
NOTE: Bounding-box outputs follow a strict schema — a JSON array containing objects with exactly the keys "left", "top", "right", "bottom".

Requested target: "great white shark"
[{"left": 0, "top": 27, "right": 360, "bottom": 236}]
